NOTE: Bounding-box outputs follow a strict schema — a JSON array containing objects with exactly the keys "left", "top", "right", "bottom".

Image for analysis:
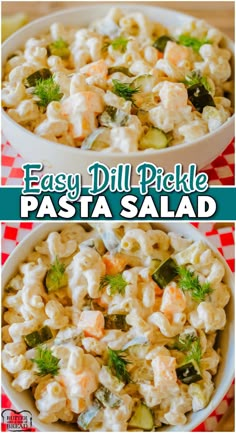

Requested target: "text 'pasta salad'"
[
  {"left": 2, "top": 8, "right": 234, "bottom": 152},
  {"left": 2, "top": 223, "right": 231, "bottom": 430}
]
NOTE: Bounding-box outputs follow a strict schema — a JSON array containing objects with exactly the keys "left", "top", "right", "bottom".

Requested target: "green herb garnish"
[
  {"left": 103, "top": 36, "right": 129, "bottom": 53},
  {"left": 107, "top": 348, "right": 131, "bottom": 384},
  {"left": 185, "top": 339, "right": 202, "bottom": 365},
  {"left": 169, "top": 334, "right": 202, "bottom": 366},
  {"left": 178, "top": 34, "right": 211, "bottom": 52},
  {"left": 47, "top": 38, "right": 70, "bottom": 59},
  {"left": 50, "top": 257, "right": 66, "bottom": 279},
  {"left": 110, "top": 36, "right": 129, "bottom": 53},
  {"left": 169, "top": 333, "right": 197, "bottom": 351},
  {"left": 45, "top": 257, "right": 68, "bottom": 292},
  {"left": 33, "top": 76, "right": 63, "bottom": 108},
  {"left": 31, "top": 346, "right": 60, "bottom": 376},
  {"left": 112, "top": 79, "right": 140, "bottom": 103},
  {"left": 183, "top": 70, "right": 212, "bottom": 92},
  {"left": 178, "top": 266, "right": 212, "bottom": 302},
  {"left": 100, "top": 273, "right": 127, "bottom": 296}
]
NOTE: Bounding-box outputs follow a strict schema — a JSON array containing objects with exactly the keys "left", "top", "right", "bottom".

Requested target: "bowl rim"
[
  {"left": 1, "top": 221, "right": 235, "bottom": 432},
  {"left": 1, "top": 3, "right": 235, "bottom": 158}
]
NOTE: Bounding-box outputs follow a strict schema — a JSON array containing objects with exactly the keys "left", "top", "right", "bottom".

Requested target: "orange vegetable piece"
[{"left": 157, "top": 50, "right": 164, "bottom": 60}]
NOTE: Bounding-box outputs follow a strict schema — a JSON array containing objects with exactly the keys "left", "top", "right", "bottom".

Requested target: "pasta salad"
[
  {"left": 2, "top": 223, "right": 231, "bottom": 431},
  {"left": 2, "top": 8, "right": 234, "bottom": 152}
]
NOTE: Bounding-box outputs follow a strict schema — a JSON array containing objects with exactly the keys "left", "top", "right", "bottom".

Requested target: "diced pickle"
[
  {"left": 104, "top": 314, "right": 130, "bottom": 331},
  {"left": 139, "top": 127, "right": 168, "bottom": 150},
  {"left": 47, "top": 38, "right": 70, "bottom": 59},
  {"left": 81, "top": 127, "right": 109, "bottom": 150},
  {"left": 152, "top": 257, "right": 178, "bottom": 288},
  {"left": 187, "top": 83, "right": 215, "bottom": 113},
  {"left": 77, "top": 399, "right": 101, "bottom": 430},
  {"left": 95, "top": 386, "right": 121, "bottom": 408},
  {"left": 24, "top": 325, "right": 53, "bottom": 348},
  {"left": 108, "top": 66, "right": 134, "bottom": 77},
  {"left": 24, "top": 68, "right": 52, "bottom": 87},
  {"left": 176, "top": 360, "right": 202, "bottom": 384},
  {"left": 153, "top": 35, "right": 174, "bottom": 52},
  {"left": 132, "top": 75, "right": 155, "bottom": 94},
  {"left": 128, "top": 402, "right": 154, "bottom": 431},
  {"left": 99, "top": 106, "right": 128, "bottom": 127},
  {"left": 45, "top": 260, "right": 68, "bottom": 293}
]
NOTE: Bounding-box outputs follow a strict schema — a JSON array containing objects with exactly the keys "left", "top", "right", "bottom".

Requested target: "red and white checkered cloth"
[
  {"left": 1, "top": 222, "right": 235, "bottom": 431},
  {"left": 1, "top": 136, "right": 235, "bottom": 186}
]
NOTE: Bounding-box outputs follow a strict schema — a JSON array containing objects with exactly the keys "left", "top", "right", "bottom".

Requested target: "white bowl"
[
  {"left": 1, "top": 222, "right": 235, "bottom": 432},
  {"left": 1, "top": 4, "right": 235, "bottom": 184}
]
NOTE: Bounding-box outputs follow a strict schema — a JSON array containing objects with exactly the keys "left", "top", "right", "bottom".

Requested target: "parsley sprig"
[
  {"left": 112, "top": 79, "right": 140, "bottom": 103},
  {"left": 33, "top": 76, "right": 63, "bottom": 108},
  {"left": 108, "top": 348, "right": 131, "bottom": 384},
  {"left": 183, "top": 70, "right": 212, "bottom": 92},
  {"left": 31, "top": 346, "right": 60, "bottom": 376},
  {"left": 178, "top": 34, "right": 211, "bottom": 52},
  {"left": 100, "top": 273, "right": 127, "bottom": 296},
  {"left": 178, "top": 266, "right": 212, "bottom": 302}
]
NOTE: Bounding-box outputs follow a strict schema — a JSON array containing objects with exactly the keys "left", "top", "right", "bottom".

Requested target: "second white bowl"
[{"left": 2, "top": 4, "right": 235, "bottom": 184}]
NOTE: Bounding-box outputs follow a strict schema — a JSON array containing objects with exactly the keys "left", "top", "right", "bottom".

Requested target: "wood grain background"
[{"left": 2, "top": 1, "right": 235, "bottom": 40}]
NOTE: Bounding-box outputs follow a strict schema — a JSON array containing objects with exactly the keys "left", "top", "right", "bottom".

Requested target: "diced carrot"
[
  {"left": 78, "top": 310, "right": 104, "bottom": 339},
  {"left": 152, "top": 355, "right": 177, "bottom": 387},
  {"left": 157, "top": 50, "right": 164, "bottom": 60},
  {"left": 160, "top": 285, "right": 186, "bottom": 315},
  {"left": 76, "top": 398, "right": 86, "bottom": 413},
  {"left": 102, "top": 252, "right": 127, "bottom": 275},
  {"left": 152, "top": 280, "right": 163, "bottom": 296}
]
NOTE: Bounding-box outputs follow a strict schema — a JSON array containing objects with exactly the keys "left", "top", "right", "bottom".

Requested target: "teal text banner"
[{"left": 0, "top": 187, "right": 235, "bottom": 221}]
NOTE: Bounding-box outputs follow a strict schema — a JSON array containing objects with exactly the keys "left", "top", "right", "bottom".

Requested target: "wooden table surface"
[{"left": 2, "top": 1, "right": 235, "bottom": 40}]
